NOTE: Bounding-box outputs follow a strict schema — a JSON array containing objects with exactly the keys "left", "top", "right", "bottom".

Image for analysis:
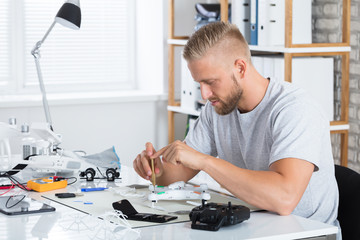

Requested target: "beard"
[{"left": 211, "top": 74, "right": 242, "bottom": 115}]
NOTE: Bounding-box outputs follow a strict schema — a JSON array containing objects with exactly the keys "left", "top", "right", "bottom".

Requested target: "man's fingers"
[
  {"left": 133, "top": 154, "right": 148, "bottom": 179},
  {"left": 136, "top": 154, "right": 146, "bottom": 178},
  {"left": 140, "top": 153, "right": 152, "bottom": 177},
  {"left": 164, "top": 146, "right": 179, "bottom": 165},
  {"left": 145, "top": 142, "right": 155, "bottom": 156},
  {"left": 151, "top": 145, "right": 168, "bottom": 159}
]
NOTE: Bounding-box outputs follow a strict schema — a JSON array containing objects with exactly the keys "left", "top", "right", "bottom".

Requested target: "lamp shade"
[{"left": 55, "top": 0, "right": 81, "bottom": 30}]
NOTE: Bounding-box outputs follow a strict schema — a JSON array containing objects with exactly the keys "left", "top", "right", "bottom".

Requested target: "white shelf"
[
  {"left": 330, "top": 124, "right": 349, "bottom": 131},
  {"left": 250, "top": 45, "right": 351, "bottom": 53},
  {"left": 167, "top": 39, "right": 188, "bottom": 45},
  {"left": 168, "top": 105, "right": 349, "bottom": 132},
  {"left": 167, "top": 105, "right": 200, "bottom": 117},
  {"left": 167, "top": 39, "right": 351, "bottom": 53}
]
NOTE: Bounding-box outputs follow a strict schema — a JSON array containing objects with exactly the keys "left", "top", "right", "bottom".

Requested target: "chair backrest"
[{"left": 334, "top": 165, "right": 360, "bottom": 239}]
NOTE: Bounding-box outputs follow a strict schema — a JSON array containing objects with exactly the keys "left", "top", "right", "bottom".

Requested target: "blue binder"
[{"left": 250, "top": 0, "right": 258, "bottom": 45}]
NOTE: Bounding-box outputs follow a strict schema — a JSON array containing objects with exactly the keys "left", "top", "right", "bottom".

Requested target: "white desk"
[{"left": 0, "top": 167, "right": 338, "bottom": 240}]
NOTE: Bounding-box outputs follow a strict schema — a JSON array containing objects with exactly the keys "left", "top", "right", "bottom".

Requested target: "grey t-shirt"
[{"left": 185, "top": 78, "right": 339, "bottom": 225}]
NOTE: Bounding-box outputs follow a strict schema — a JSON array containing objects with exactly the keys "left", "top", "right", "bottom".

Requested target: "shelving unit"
[{"left": 167, "top": 0, "right": 351, "bottom": 166}]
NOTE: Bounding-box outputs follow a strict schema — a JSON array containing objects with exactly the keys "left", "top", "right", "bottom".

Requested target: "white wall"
[
  {"left": 136, "top": 0, "right": 166, "bottom": 93},
  {"left": 0, "top": 0, "right": 195, "bottom": 169},
  {"left": 0, "top": 0, "right": 171, "bottom": 168},
  {"left": 0, "top": 97, "right": 168, "bottom": 167}
]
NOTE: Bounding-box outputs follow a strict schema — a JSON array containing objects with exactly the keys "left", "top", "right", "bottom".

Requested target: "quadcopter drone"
[{"left": 148, "top": 181, "right": 211, "bottom": 203}]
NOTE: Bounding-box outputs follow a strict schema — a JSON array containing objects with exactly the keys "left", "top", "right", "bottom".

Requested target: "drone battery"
[{"left": 27, "top": 177, "right": 67, "bottom": 192}]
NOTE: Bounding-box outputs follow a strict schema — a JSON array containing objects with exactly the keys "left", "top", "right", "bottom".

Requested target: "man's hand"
[
  {"left": 133, "top": 142, "right": 163, "bottom": 180},
  {"left": 151, "top": 140, "right": 207, "bottom": 171}
]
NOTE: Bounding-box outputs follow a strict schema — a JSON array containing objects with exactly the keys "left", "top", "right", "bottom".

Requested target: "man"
[{"left": 133, "top": 22, "right": 339, "bottom": 227}]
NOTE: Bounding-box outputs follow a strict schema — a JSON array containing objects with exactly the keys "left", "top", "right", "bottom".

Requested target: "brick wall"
[{"left": 313, "top": 0, "right": 360, "bottom": 172}]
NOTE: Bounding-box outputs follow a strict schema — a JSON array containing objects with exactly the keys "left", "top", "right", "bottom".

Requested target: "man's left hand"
[{"left": 150, "top": 140, "right": 207, "bottom": 171}]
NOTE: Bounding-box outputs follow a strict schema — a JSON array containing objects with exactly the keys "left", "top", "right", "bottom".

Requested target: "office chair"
[{"left": 334, "top": 165, "right": 360, "bottom": 239}]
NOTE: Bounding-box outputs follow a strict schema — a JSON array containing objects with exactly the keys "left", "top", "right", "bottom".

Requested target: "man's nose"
[{"left": 200, "top": 83, "right": 212, "bottom": 100}]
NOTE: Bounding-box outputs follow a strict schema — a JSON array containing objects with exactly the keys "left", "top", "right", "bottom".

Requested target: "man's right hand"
[{"left": 133, "top": 142, "right": 163, "bottom": 180}]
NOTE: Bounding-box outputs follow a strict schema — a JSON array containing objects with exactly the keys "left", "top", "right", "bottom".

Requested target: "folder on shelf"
[
  {"left": 250, "top": 0, "right": 258, "bottom": 45},
  {"left": 257, "top": 0, "right": 311, "bottom": 46},
  {"left": 257, "top": 0, "right": 285, "bottom": 46},
  {"left": 257, "top": 0, "right": 268, "bottom": 46},
  {"left": 292, "top": 57, "right": 334, "bottom": 121},
  {"left": 292, "top": 0, "right": 311, "bottom": 44},
  {"left": 231, "top": 0, "right": 251, "bottom": 43},
  {"left": 181, "top": 56, "right": 201, "bottom": 111}
]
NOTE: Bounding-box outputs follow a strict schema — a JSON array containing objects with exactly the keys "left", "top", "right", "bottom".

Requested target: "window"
[
  {"left": 0, "top": 1, "right": 10, "bottom": 89},
  {"left": 0, "top": 0, "right": 135, "bottom": 95}
]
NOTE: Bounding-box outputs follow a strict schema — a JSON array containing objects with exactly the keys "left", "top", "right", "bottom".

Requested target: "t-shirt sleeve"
[
  {"left": 269, "top": 99, "right": 329, "bottom": 171},
  {"left": 185, "top": 102, "right": 218, "bottom": 157}
]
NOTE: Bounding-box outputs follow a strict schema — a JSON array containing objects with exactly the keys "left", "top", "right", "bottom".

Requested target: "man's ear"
[{"left": 234, "top": 58, "right": 246, "bottom": 76}]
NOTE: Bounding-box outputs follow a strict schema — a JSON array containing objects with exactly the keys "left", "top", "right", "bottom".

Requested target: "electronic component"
[
  {"left": 189, "top": 200, "right": 250, "bottom": 231},
  {"left": 55, "top": 193, "right": 83, "bottom": 198},
  {"left": 79, "top": 167, "right": 120, "bottom": 181},
  {"left": 0, "top": 195, "right": 55, "bottom": 216},
  {"left": 112, "top": 199, "right": 177, "bottom": 223},
  {"left": 148, "top": 181, "right": 211, "bottom": 203},
  {"left": 27, "top": 176, "right": 67, "bottom": 192}
]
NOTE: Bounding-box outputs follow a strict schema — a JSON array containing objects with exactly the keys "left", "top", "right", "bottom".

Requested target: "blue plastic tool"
[{"left": 81, "top": 187, "right": 108, "bottom": 192}]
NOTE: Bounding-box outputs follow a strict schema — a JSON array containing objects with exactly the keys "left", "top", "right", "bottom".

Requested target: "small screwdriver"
[{"left": 151, "top": 158, "right": 156, "bottom": 188}]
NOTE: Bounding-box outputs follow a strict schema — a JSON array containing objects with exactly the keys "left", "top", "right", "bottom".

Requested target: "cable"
[
  {"left": 0, "top": 181, "right": 14, "bottom": 196},
  {"left": 97, "top": 167, "right": 106, "bottom": 178},
  {"left": 66, "top": 177, "right": 77, "bottom": 186},
  {"left": 7, "top": 175, "right": 30, "bottom": 191},
  {"left": 0, "top": 173, "right": 30, "bottom": 191},
  {"left": 5, "top": 195, "right": 26, "bottom": 209}
]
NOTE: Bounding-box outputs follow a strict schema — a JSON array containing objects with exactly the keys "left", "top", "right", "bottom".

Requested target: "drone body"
[{"left": 148, "top": 181, "right": 211, "bottom": 203}]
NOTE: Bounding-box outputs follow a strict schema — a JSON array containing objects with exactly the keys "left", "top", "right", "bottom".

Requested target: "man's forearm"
[{"left": 203, "top": 156, "right": 314, "bottom": 215}]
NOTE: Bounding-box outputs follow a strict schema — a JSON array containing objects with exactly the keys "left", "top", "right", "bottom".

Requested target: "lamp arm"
[{"left": 31, "top": 21, "right": 57, "bottom": 131}]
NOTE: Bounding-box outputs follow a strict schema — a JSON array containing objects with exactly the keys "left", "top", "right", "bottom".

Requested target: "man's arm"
[
  {"left": 152, "top": 140, "right": 314, "bottom": 215},
  {"left": 203, "top": 156, "right": 314, "bottom": 215}
]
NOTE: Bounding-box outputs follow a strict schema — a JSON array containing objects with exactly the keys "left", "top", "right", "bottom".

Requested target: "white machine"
[{"left": 0, "top": 120, "right": 119, "bottom": 178}]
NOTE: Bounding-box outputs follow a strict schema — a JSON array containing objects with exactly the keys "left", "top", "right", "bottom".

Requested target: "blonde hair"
[{"left": 183, "top": 21, "right": 251, "bottom": 62}]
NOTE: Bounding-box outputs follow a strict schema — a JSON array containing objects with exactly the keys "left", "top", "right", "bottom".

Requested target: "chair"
[{"left": 334, "top": 165, "right": 360, "bottom": 239}]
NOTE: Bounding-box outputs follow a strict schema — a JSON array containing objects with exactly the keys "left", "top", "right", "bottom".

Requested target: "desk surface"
[{"left": 0, "top": 167, "right": 338, "bottom": 240}]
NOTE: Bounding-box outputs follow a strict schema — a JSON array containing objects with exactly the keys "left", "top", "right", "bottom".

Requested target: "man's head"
[
  {"left": 183, "top": 22, "right": 251, "bottom": 115},
  {"left": 183, "top": 21, "right": 251, "bottom": 63}
]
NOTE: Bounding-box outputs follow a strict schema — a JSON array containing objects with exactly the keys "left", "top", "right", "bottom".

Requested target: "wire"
[
  {"left": 5, "top": 195, "right": 26, "bottom": 209},
  {"left": 97, "top": 167, "right": 106, "bottom": 178},
  {"left": 7, "top": 175, "right": 30, "bottom": 191},
  {"left": 66, "top": 177, "right": 77, "bottom": 186},
  {"left": 0, "top": 173, "right": 30, "bottom": 191},
  {"left": 0, "top": 181, "right": 14, "bottom": 196}
]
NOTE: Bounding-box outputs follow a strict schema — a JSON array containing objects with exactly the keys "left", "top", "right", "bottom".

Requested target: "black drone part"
[
  {"left": 106, "top": 168, "right": 120, "bottom": 181},
  {"left": 79, "top": 168, "right": 96, "bottom": 181},
  {"left": 189, "top": 201, "right": 250, "bottom": 231}
]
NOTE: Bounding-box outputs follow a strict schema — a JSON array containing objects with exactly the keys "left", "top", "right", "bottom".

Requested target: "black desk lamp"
[{"left": 31, "top": 0, "right": 81, "bottom": 130}]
